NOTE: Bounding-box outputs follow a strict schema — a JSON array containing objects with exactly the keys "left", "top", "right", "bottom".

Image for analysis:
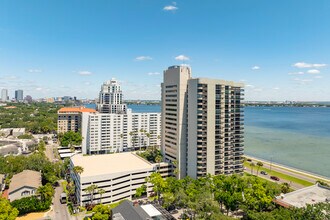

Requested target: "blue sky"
[{"left": 0, "top": 0, "right": 329, "bottom": 101}]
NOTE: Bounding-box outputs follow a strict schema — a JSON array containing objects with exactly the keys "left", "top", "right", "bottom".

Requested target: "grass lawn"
[{"left": 244, "top": 162, "right": 314, "bottom": 187}]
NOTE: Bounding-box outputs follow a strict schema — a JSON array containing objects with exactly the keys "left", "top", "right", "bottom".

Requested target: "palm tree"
[
  {"left": 250, "top": 162, "right": 255, "bottom": 175},
  {"left": 155, "top": 155, "right": 162, "bottom": 172},
  {"left": 256, "top": 161, "right": 263, "bottom": 176},
  {"left": 97, "top": 189, "right": 106, "bottom": 204},
  {"left": 73, "top": 166, "right": 84, "bottom": 175},
  {"left": 84, "top": 184, "right": 98, "bottom": 204},
  {"left": 281, "top": 182, "right": 290, "bottom": 193},
  {"left": 172, "top": 160, "right": 179, "bottom": 177},
  {"left": 36, "top": 185, "right": 51, "bottom": 202}
]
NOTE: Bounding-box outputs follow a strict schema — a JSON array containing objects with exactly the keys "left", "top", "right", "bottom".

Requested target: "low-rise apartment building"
[
  {"left": 70, "top": 152, "right": 171, "bottom": 206},
  {"left": 57, "top": 107, "right": 96, "bottom": 133}
]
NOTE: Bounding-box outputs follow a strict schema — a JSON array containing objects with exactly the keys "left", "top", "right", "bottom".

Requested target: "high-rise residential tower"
[
  {"left": 97, "top": 79, "right": 127, "bottom": 114},
  {"left": 161, "top": 65, "right": 191, "bottom": 179},
  {"left": 161, "top": 65, "right": 244, "bottom": 179},
  {"left": 1, "top": 89, "right": 8, "bottom": 102},
  {"left": 186, "top": 78, "right": 244, "bottom": 178},
  {"left": 15, "top": 90, "right": 23, "bottom": 101}
]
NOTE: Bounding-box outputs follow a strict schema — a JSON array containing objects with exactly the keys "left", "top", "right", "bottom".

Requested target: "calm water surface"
[
  {"left": 87, "top": 104, "right": 330, "bottom": 177},
  {"left": 245, "top": 107, "right": 330, "bottom": 178}
]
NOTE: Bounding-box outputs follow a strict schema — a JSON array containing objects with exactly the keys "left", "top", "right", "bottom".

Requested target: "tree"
[
  {"left": 146, "top": 172, "right": 166, "bottom": 203},
  {"left": 250, "top": 162, "right": 255, "bottom": 175},
  {"left": 92, "top": 204, "right": 112, "bottom": 220},
  {"left": 280, "top": 182, "right": 291, "bottom": 194},
  {"left": 84, "top": 184, "right": 99, "bottom": 204},
  {"left": 256, "top": 161, "right": 263, "bottom": 176},
  {"left": 37, "top": 183, "right": 54, "bottom": 202},
  {"left": 0, "top": 198, "right": 18, "bottom": 220},
  {"left": 73, "top": 166, "right": 84, "bottom": 175},
  {"left": 97, "top": 189, "right": 106, "bottom": 204},
  {"left": 59, "top": 131, "right": 82, "bottom": 147},
  {"left": 155, "top": 155, "right": 162, "bottom": 172},
  {"left": 172, "top": 160, "right": 179, "bottom": 177},
  {"left": 135, "top": 184, "right": 147, "bottom": 198},
  {"left": 37, "top": 140, "right": 46, "bottom": 153}
]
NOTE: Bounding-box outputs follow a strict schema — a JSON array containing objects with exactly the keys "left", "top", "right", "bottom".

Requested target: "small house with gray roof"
[{"left": 8, "top": 170, "right": 42, "bottom": 202}]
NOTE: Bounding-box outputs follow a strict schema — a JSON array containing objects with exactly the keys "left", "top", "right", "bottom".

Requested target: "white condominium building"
[
  {"left": 97, "top": 79, "right": 127, "bottom": 114},
  {"left": 81, "top": 109, "right": 161, "bottom": 154},
  {"left": 1, "top": 89, "right": 8, "bottom": 102},
  {"left": 162, "top": 65, "right": 244, "bottom": 179},
  {"left": 70, "top": 153, "right": 171, "bottom": 206}
]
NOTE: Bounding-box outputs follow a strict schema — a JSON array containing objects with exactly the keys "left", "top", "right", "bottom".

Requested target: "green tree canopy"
[
  {"left": 59, "top": 131, "right": 82, "bottom": 147},
  {"left": 0, "top": 198, "right": 18, "bottom": 220}
]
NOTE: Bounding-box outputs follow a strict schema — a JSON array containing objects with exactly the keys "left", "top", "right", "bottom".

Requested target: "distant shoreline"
[
  {"left": 245, "top": 154, "right": 330, "bottom": 182},
  {"left": 245, "top": 104, "right": 330, "bottom": 108}
]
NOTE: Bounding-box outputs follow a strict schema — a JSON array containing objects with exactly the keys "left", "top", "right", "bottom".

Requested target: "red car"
[{"left": 270, "top": 176, "right": 280, "bottom": 181}]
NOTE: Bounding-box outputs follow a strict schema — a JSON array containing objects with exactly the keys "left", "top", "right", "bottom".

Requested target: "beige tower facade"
[
  {"left": 187, "top": 78, "right": 244, "bottom": 178},
  {"left": 161, "top": 65, "right": 191, "bottom": 179},
  {"left": 161, "top": 65, "right": 244, "bottom": 179}
]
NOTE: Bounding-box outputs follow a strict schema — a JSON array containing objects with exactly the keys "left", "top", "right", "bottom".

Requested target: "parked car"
[
  {"left": 247, "top": 159, "right": 252, "bottom": 162},
  {"left": 270, "top": 176, "right": 280, "bottom": 181},
  {"left": 260, "top": 171, "right": 268, "bottom": 175}
]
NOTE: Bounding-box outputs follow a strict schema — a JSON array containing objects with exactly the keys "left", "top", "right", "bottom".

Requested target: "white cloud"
[
  {"left": 35, "top": 87, "right": 42, "bottom": 91},
  {"left": 273, "top": 87, "right": 280, "bottom": 90},
  {"left": 28, "top": 69, "right": 42, "bottom": 73},
  {"left": 288, "top": 72, "right": 304, "bottom": 75},
  {"left": 307, "top": 69, "right": 320, "bottom": 74},
  {"left": 314, "top": 75, "right": 323, "bottom": 79},
  {"left": 147, "top": 72, "right": 160, "bottom": 76},
  {"left": 245, "top": 84, "right": 255, "bottom": 88},
  {"left": 292, "top": 78, "right": 313, "bottom": 85},
  {"left": 163, "top": 3, "right": 178, "bottom": 11},
  {"left": 84, "top": 82, "right": 91, "bottom": 85},
  {"left": 78, "top": 71, "right": 93, "bottom": 75},
  {"left": 135, "top": 56, "right": 152, "bottom": 61},
  {"left": 251, "top": 66, "right": 260, "bottom": 70},
  {"left": 175, "top": 55, "right": 190, "bottom": 61},
  {"left": 293, "top": 62, "right": 327, "bottom": 68}
]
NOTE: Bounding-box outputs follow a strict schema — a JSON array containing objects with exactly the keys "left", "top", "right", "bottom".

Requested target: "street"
[
  {"left": 47, "top": 183, "right": 71, "bottom": 220},
  {"left": 244, "top": 167, "right": 301, "bottom": 190},
  {"left": 244, "top": 156, "right": 330, "bottom": 190}
]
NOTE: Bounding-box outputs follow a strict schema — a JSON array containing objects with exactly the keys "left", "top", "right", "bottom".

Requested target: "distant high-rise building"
[
  {"left": 24, "top": 95, "right": 33, "bottom": 103},
  {"left": 1, "top": 89, "right": 8, "bottom": 102},
  {"left": 97, "top": 79, "right": 127, "bottom": 114},
  {"left": 161, "top": 65, "right": 244, "bottom": 179},
  {"left": 15, "top": 90, "right": 23, "bottom": 101}
]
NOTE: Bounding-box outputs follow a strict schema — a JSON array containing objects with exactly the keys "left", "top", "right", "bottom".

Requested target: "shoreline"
[{"left": 245, "top": 154, "right": 330, "bottom": 183}]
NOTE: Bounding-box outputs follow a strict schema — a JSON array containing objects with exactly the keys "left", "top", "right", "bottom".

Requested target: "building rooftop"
[
  {"left": 58, "top": 107, "right": 96, "bottom": 113},
  {"left": 274, "top": 184, "right": 330, "bottom": 208},
  {"left": 112, "top": 200, "right": 149, "bottom": 220},
  {"left": 141, "top": 204, "right": 162, "bottom": 217},
  {"left": 9, "top": 170, "right": 41, "bottom": 194},
  {"left": 71, "top": 152, "right": 154, "bottom": 177}
]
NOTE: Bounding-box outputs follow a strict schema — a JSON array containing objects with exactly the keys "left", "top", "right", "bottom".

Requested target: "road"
[
  {"left": 244, "top": 167, "right": 302, "bottom": 190},
  {"left": 47, "top": 183, "right": 71, "bottom": 220},
  {"left": 244, "top": 156, "right": 330, "bottom": 189}
]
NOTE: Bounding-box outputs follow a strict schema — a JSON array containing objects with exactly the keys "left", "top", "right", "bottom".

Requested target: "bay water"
[{"left": 86, "top": 104, "right": 330, "bottom": 177}]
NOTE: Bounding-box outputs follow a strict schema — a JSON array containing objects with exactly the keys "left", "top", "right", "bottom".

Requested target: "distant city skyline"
[{"left": 0, "top": 1, "right": 329, "bottom": 101}]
